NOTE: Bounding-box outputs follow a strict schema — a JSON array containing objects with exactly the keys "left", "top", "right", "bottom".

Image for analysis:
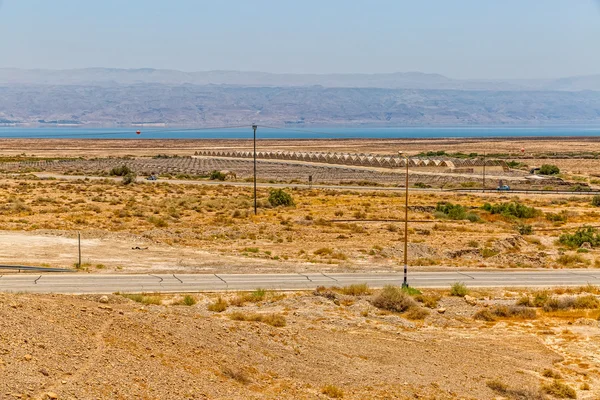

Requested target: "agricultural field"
[{"left": 1, "top": 284, "right": 599, "bottom": 399}]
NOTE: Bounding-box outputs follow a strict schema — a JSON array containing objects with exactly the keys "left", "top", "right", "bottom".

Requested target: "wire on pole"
[{"left": 252, "top": 124, "right": 258, "bottom": 215}]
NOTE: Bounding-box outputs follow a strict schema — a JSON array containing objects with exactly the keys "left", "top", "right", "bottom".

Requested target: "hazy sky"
[{"left": 0, "top": 0, "right": 599, "bottom": 79}]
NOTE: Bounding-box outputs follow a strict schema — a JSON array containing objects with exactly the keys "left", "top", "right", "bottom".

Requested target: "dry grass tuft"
[
  {"left": 405, "top": 306, "right": 430, "bottom": 320},
  {"left": 228, "top": 311, "right": 286, "bottom": 327},
  {"left": 121, "top": 293, "right": 161, "bottom": 305},
  {"left": 338, "top": 283, "right": 371, "bottom": 296},
  {"left": 321, "top": 384, "right": 344, "bottom": 398},
  {"left": 475, "top": 306, "right": 536, "bottom": 321},
  {"left": 542, "top": 380, "right": 576, "bottom": 399},
  {"left": 221, "top": 366, "right": 251, "bottom": 384},
  {"left": 542, "top": 369, "right": 563, "bottom": 379},
  {"left": 207, "top": 296, "right": 228, "bottom": 312},
  {"left": 486, "top": 379, "right": 546, "bottom": 400}
]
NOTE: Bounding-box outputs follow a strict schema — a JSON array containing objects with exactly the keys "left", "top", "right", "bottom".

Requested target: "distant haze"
[
  {"left": 2, "top": 68, "right": 600, "bottom": 91},
  {"left": 0, "top": 0, "right": 599, "bottom": 80}
]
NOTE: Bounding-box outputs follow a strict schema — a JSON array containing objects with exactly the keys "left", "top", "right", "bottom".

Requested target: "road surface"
[{"left": 1, "top": 270, "right": 599, "bottom": 294}]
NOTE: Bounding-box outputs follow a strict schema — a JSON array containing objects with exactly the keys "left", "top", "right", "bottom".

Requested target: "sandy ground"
[
  {"left": 2, "top": 288, "right": 598, "bottom": 399},
  {"left": 0, "top": 231, "right": 307, "bottom": 274},
  {"left": 2, "top": 137, "right": 600, "bottom": 157}
]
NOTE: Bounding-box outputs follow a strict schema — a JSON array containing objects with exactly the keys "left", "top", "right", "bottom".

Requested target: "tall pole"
[
  {"left": 482, "top": 151, "right": 486, "bottom": 192},
  {"left": 78, "top": 231, "right": 81, "bottom": 269},
  {"left": 252, "top": 125, "right": 258, "bottom": 215},
  {"left": 403, "top": 156, "right": 409, "bottom": 288}
]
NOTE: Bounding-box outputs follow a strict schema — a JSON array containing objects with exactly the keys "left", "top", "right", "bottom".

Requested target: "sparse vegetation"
[
  {"left": 482, "top": 202, "right": 540, "bottom": 219},
  {"left": 539, "top": 164, "right": 560, "bottom": 175},
  {"left": 434, "top": 202, "right": 479, "bottom": 221},
  {"left": 486, "top": 379, "right": 545, "bottom": 400},
  {"left": 228, "top": 312, "right": 286, "bottom": 327},
  {"left": 559, "top": 226, "right": 600, "bottom": 248},
  {"left": 339, "top": 283, "right": 371, "bottom": 296},
  {"left": 322, "top": 385, "right": 344, "bottom": 398},
  {"left": 209, "top": 170, "right": 227, "bottom": 181},
  {"left": 450, "top": 282, "right": 469, "bottom": 297},
  {"left": 207, "top": 296, "right": 229, "bottom": 312},
  {"left": 221, "top": 366, "right": 251, "bottom": 384},
  {"left": 121, "top": 293, "right": 161, "bottom": 305},
  {"left": 109, "top": 165, "right": 133, "bottom": 176},
  {"left": 268, "top": 188, "right": 294, "bottom": 207},
  {"left": 542, "top": 380, "right": 576, "bottom": 399},
  {"left": 174, "top": 295, "right": 197, "bottom": 306},
  {"left": 371, "top": 285, "right": 416, "bottom": 313},
  {"left": 555, "top": 253, "right": 589, "bottom": 267}
]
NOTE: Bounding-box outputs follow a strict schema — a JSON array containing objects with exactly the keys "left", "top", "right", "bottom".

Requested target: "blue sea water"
[{"left": 1, "top": 126, "right": 600, "bottom": 139}]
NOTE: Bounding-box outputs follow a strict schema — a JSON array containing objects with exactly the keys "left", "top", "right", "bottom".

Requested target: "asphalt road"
[
  {"left": 1, "top": 270, "right": 599, "bottom": 294},
  {"left": 33, "top": 173, "right": 600, "bottom": 195}
]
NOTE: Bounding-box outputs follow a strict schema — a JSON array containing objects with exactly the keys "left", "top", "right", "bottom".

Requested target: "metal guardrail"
[{"left": 0, "top": 265, "right": 74, "bottom": 272}]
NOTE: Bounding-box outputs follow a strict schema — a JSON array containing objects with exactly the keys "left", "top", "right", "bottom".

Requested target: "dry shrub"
[
  {"left": 414, "top": 293, "right": 441, "bottom": 308},
  {"left": 450, "top": 282, "right": 469, "bottom": 297},
  {"left": 322, "top": 385, "right": 344, "bottom": 398},
  {"left": 542, "top": 369, "right": 563, "bottom": 379},
  {"left": 314, "top": 286, "right": 338, "bottom": 300},
  {"left": 339, "top": 283, "right": 371, "bottom": 296},
  {"left": 542, "top": 380, "right": 576, "bottom": 399},
  {"left": 207, "top": 296, "right": 228, "bottom": 312},
  {"left": 405, "top": 306, "right": 430, "bottom": 320},
  {"left": 475, "top": 306, "right": 536, "bottom": 321},
  {"left": 229, "top": 312, "right": 286, "bottom": 327},
  {"left": 486, "top": 379, "right": 546, "bottom": 400},
  {"left": 474, "top": 309, "right": 496, "bottom": 321},
  {"left": 230, "top": 288, "right": 267, "bottom": 306},
  {"left": 121, "top": 293, "right": 161, "bottom": 305},
  {"left": 221, "top": 366, "right": 251, "bottom": 384},
  {"left": 543, "top": 295, "right": 600, "bottom": 311},
  {"left": 173, "top": 294, "right": 197, "bottom": 306},
  {"left": 371, "top": 285, "right": 416, "bottom": 313}
]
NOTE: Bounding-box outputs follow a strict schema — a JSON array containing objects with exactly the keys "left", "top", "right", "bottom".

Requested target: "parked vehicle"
[{"left": 497, "top": 184, "right": 510, "bottom": 191}]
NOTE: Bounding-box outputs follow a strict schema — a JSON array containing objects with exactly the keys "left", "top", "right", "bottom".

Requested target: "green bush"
[
  {"left": 450, "top": 282, "right": 469, "bottom": 297},
  {"left": 516, "top": 223, "right": 533, "bottom": 235},
  {"left": 592, "top": 195, "right": 600, "bottom": 207},
  {"left": 546, "top": 212, "right": 568, "bottom": 222},
  {"left": 482, "top": 202, "right": 540, "bottom": 219},
  {"left": 435, "top": 202, "right": 466, "bottom": 219},
  {"left": 122, "top": 172, "right": 136, "bottom": 185},
  {"left": 434, "top": 202, "right": 479, "bottom": 221},
  {"left": 109, "top": 165, "right": 133, "bottom": 176},
  {"left": 209, "top": 170, "right": 227, "bottom": 181},
  {"left": 268, "top": 189, "right": 295, "bottom": 207},
  {"left": 539, "top": 164, "right": 560, "bottom": 175},
  {"left": 559, "top": 226, "right": 600, "bottom": 248}
]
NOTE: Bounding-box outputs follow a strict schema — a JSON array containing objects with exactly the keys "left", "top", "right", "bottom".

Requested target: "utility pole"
[
  {"left": 482, "top": 152, "right": 486, "bottom": 192},
  {"left": 399, "top": 152, "right": 409, "bottom": 288},
  {"left": 78, "top": 232, "right": 81, "bottom": 269},
  {"left": 252, "top": 125, "right": 258, "bottom": 215}
]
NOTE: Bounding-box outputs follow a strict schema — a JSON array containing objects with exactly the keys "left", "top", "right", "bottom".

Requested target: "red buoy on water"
[{"left": 136, "top": 130, "right": 141, "bottom": 135}]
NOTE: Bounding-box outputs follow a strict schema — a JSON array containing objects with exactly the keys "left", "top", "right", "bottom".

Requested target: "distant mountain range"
[
  {"left": 1, "top": 68, "right": 600, "bottom": 91},
  {"left": 1, "top": 68, "right": 599, "bottom": 127}
]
